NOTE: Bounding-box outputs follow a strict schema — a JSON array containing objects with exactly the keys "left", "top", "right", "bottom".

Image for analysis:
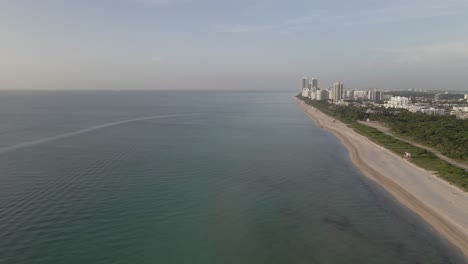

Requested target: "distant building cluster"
[
  {"left": 384, "top": 96, "right": 410, "bottom": 109},
  {"left": 451, "top": 106, "right": 468, "bottom": 119},
  {"left": 433, "top": 93, "right": 465, "bottom": 101},
  {"left": 300, "top": 77, "right": 385, "bottom": 104},
  {"left": 299, "top": 77, "right": 468, "bottom": 119},
  {"left": 384, "top": 96, "right": 445, "bottom": 115}
]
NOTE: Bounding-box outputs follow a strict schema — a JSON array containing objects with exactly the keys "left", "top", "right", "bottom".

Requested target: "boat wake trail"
[{"left": 0, "top": 113, "right": 201, "bottom": 155}]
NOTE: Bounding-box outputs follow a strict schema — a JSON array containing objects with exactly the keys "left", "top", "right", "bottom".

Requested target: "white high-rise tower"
[{"left": 333, "top": 82, "right": 344, "bottom": 103}]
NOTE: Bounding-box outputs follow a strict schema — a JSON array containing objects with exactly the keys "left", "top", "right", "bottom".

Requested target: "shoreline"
[{"left": 294, "top": 97, "right": 468, "bottom": 258}]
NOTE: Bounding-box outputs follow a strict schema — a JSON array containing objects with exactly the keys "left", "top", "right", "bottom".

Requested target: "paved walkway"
[{"left": 358, "top": 120, "right": 468, "bottom": 171}]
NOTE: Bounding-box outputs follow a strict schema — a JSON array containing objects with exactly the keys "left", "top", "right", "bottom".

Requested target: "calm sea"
[{"left": 0, "top": 91, "right": 464, "bottom": 263}]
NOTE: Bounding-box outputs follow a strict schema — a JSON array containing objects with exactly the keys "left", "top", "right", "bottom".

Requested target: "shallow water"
[{"left": 0, "top": 91, "right": 464, "bottom": 263}]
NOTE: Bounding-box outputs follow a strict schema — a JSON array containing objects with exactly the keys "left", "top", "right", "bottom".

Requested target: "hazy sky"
[{"left": 1, "top": 0, "right": 468, "bottom": 90}]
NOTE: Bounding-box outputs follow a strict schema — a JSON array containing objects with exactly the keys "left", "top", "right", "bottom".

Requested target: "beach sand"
[{"left": 294, "top": 97, "right": 468, "bottom": 258}]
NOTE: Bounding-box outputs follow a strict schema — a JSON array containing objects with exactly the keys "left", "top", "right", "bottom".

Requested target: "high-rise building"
[
  {"left": 332, "top": 82, "right": 344, "bottom": 103},
  {"left": 345, "top": 90, "right": 354, "bottom": 98},
  {"left": 375, "top": 91, "right": 384, "bottom": 101},
  {"left": 311, "top": 78, "right": 318, "bottom": 89},
  {"left": 368, "top": 89, "right": 376, "bottom": 101},
  {"left": 302, "top": 77, "right": 309, "bottom": 89},
  {"left": 316, "top": 89, "right": 328, "bottom": 101},
  {"left": 309, "top": 90, "right": 316, "bottom": 100},
  {"left": 354, "top": 90, "right": 367, "bottom": 99}
]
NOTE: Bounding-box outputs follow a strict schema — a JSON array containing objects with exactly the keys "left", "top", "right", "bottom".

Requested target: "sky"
[{"left": 1, "top": 0, "right": 468, "bottom": 91}]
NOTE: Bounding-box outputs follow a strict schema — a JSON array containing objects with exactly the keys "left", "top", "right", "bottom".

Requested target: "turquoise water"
[{"left": 0, "top": 91, "right": 464, "bottom": 263}]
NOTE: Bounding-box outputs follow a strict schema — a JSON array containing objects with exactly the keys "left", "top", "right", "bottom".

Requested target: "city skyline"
[{"left": 2, "top": 0, "right": 468, "bottom": 90}]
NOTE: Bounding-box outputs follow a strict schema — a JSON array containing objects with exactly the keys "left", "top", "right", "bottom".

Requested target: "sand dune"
[{"left": 294, "top": 97, "right": 468, "bottom": 258}]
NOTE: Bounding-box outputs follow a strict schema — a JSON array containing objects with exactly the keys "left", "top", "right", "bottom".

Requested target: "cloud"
[
  {"left": 214, "top": 25, "right": 271, "bottom": 33},
  {"left": 394, "top": 40, "right": 468, "bottom": 64},
  {"left": 284, "top": 13, "right": 324, "bottom": 26},
  {"left": 213, "top": 1, "right": 468, "bottom": 35},
  {"left": 283, "top": 1, "right": 468, "bottom": 28}
]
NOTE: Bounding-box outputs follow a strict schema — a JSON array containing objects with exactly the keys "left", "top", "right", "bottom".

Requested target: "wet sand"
[{"left": 294, "top": 97, "right": 468, "bottom": 258}]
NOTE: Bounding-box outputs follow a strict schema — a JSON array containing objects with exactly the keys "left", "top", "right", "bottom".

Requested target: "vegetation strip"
[{"left": 296, "top": 95, "right": 468, "bottom": 192}]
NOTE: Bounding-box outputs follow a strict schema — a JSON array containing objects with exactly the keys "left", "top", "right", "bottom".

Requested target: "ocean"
[{"left": 0, "top": 90, "right": 464, "bottom": 263}]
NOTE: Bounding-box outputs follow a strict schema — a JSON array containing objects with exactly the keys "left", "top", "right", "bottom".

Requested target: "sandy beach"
[{"left": 294, "top": 97, "right": 468, "bottom": 258}]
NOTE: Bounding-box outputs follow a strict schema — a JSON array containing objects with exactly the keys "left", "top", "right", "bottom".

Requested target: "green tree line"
[
  {"left": 372, "top": 110, "right": 468, "bottom": 160},
  {"left": 298, "top": 95, "right": 468, "bottom": 161}
]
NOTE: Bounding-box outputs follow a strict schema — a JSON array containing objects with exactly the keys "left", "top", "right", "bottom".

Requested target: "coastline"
[{"left": 294, "top": 97, "right": 468, "bottom": 258}]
